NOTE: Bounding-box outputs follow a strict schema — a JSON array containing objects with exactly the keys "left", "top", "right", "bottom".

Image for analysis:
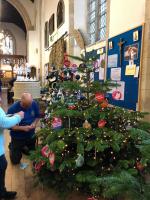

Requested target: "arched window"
[
  {"left": 49, "top": 14, "right": 55, "bottom": 35},
  {"left": 57, "top": 0, "right": 65, "bottom": 28},
  {"left": 44, "top": 21, "right": 49, "bottom": 48},
  {"left": 0, "top": 30, "right": 15, "bottom": 55},
  {"left": 88, "top": 0, "right": 107, "bottom": 44}
]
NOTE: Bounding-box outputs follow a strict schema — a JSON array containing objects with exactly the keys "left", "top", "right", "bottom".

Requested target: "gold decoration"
[
  {"left": 83, "top": 120, "right": 91, "bottom": 129},
  {"left": 49, "top": 38, "right": 65, "bottom": 69}
]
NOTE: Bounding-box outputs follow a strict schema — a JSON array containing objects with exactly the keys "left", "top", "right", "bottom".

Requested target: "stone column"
[
  {"left": 140, "top": 0, "right": 150, "bottom": 121},
  {"left": 68, "top": 0, "right": 74, "bottom": 55}
]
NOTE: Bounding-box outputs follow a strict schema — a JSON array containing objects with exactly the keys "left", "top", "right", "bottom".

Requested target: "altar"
[
  {"left": 13, "top": 81, "right": 41, "bottom": 100},
  {"left": 12, "top": 62, "right": 41, "bottom": 100}
]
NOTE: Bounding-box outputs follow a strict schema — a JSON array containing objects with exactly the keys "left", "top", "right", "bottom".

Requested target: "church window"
[
  {"left": 88, "top": 0, "right": 107, "bottom": 44},
  {"left": 0, "top": 29, "right": 15, "bottom": 55},
  {"left": 49, "top": 14, "right": 55, "bottom": 35},
  {"left": 57, "top": 0, "right": 65, "bottom": 28}
]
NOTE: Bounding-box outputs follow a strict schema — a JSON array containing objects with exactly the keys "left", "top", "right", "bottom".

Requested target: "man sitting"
[{"left": 7, "top": 93, "right": 40, "bottom": 165}]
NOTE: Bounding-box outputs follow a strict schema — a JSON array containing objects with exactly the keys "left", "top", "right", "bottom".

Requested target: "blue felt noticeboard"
[
  {"left": 106, "top": 26, "right": 143, "bottom": 111},
  {"left": 86, "top": 48, "right": 106, "bottom": 81}
]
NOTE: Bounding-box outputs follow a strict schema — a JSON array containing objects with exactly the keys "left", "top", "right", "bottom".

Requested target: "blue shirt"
[
  {"left": 0, "top": 107, "right": 21, "bottom": 156},
  {"left": 7, "top": 101, "right": 40, "bottom": 139}
]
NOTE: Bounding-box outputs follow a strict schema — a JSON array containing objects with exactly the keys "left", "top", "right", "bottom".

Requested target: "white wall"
[
  {"left": 0, "top": 22, "right": 26, "bottom": 55},
  {"left": 109, "top": 0, "right": 145, "bottom": 38},
  {"left": 18, "top": 0, "right": 36, "bottom": 27},
  {"left": 27, "top": 0, "right": 42, "bottom": 78},
  {"left": 41, "top": 0, "right": 69, "bottom": 65}
]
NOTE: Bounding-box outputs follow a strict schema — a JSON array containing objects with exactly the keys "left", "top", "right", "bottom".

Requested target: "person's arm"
[
  {"left": 12, "top": 125, "right": 32, "bottom": 132},
  {"left": 0, "top": 110, "right": 24, "bottom": 129}
]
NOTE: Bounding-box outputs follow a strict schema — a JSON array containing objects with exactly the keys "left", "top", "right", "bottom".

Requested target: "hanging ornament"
[
  {"left": 101, "top": 99, "right": 109, "bottom": 108},
  {"left": 79, "top": 63, "right": 86, "bottom": 69},
  {"left": 68, "top": 103, "right": 77, "bottom": 110},
  {"left": 57, "top": 89, "right": 63, "bottom": 99},
  {"left": 95, "top": 93, "right": 105, "bottom": 103},
  {"left": 71, "top": 64, "right": 78, "bottom": 73},
  {"left": 41, "top": 145, "right": 50, "bottom": 158},
  {"left": 46, "top": 96, "right": 52, "bottom": 102},
  {"left": 52, "top": 117, "right": 62, "bottom": 129},
  {"left": 77, "top": 90, "right": 82, "bottom": 100},
  {"left": 87, "top": 197, "right": 98, "bottom": 200},
  {"left": 64, "top": 53, "right": 68, "bottom": 61},
  {"left": 49, "top": 152, "right": 55, "bottom": 167},
  {"left": 136, "top": 161, "right": 144, "bottom": 172},
  {"left": 112, "top": 90, "right": 122, "bottom": 100},
  {"left": 34, "top": 160, "right": 45, "bottom": 172},
  {"left": 64, "top": 60, "right": 71, "bottom": 67},
  {"left": 75, "top": 74, "right": 80, "bottom": 80},
  {"left": 83, "top": 120, "right": 91, "bottom": 129},
  {"left": 76, "top": 154, "right": 84, "bottom": 167},
  {"left": 98, "top": 119, "right": 107, "bottom": 128}
]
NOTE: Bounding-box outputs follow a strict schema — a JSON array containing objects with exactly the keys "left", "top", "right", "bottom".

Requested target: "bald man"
[{"left": 7, "top": 93, "right": 40, "bottom": 164}]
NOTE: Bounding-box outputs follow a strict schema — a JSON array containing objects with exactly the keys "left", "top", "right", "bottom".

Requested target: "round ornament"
[
  {"left": 71, "top": 64, "right": 78, "bottom": 73},
  {"left": 68, "top": 102, "right": 76, "bottom": 110},
  {"left": 98, "top": 119, "right": 107, "bottom": 128},
  {"left": 75, "top": 74, "right": 80, "bottom": 80},
  {"left": 52, "top": 117, "right": 62, "bottom": 129},
  {"left": 101, "top": 99, "right": 108, "bottom": 108},
  {"left": 64, "top": 60, "right": 71, "bottom": 67},
  {"left": 76, "top": 154, "right": 84, "bottom": 167},
  {"left": 136, "top": 161, "right": 144, "bottom": 172},
  {"left": 79, "top": 63, "right": 86, "bottom": 69},
  {"left": 95, "top": 93, "right": 105, "bottom": 102}
]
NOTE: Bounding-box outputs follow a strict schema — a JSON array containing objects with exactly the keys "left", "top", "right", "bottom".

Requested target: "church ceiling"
[{"left": 0, "top": 0, "right": 26, "bottom": 33}]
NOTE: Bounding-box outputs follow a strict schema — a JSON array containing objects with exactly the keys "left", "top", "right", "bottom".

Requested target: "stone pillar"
[
  {"left": 68, "top": 0, "right": 74, "bottom": 55},
  {"left": 140, "top": 0, "right": 150, "bottom": 121}
]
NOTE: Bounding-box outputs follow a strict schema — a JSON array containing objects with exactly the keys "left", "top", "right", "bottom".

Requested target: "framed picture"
[
  {"left": 133, "top": 31, "right": 139, "bottom": 42},
  {"left": 124, "top": 43, "right": 139, "bottom": 61},
  {"left": 109, "top": 41, "right": 113, "bottom": 50}
]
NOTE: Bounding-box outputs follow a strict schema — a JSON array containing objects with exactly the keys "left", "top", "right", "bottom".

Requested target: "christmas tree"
[{"left": 30, "top": 54, "right": 150, "bottom": 200}]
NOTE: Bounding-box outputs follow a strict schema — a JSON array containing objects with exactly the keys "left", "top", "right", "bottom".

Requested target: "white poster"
[
  {"left": 108, "top": 54, "right": 118, "bottom": 68},
  {"left": 134, "top": 66, "right": 140, "bottom": 78},
  {"left": 99, "top": 67, "right": 105, "bottom": 80},
  {"left": 111, "top": 68, "right": 121, "bottom": 81},
  {"left": 99, "top": 53, "right": 105, "bottom": 80},
  {"left": 109, "top": 81, "right": 125, "bottom": 101}
]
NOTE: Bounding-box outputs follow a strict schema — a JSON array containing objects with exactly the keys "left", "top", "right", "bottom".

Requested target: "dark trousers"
[
  {"left": 0, "top": 155, "right": 7, "bottom": 194},
  {"left": 9, "top": 137, "right": 36, "bottom": 165}
]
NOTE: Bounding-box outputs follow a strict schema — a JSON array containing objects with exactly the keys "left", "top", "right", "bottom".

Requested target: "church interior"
[{"left": 0, "top": 0, "right": 150, "bottom": 200}]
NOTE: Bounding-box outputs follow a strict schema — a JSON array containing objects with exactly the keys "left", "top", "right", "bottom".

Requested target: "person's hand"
[
  {"left": 30, "top": 123, "right": 36, "bottom": 129},
  {"left": 17, "top": 111, "right": 24, "bottom": 119},
  {"left": 23, "top": 125, "right": 32, "bottom": 132}
]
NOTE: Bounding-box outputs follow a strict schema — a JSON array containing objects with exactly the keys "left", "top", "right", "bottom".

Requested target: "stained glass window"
[
  {"left": 88, "top": 0, "right": 107, "bottom": 44},
  {"left": 0, "top": 30, "right": 15, "bottom": 55}
]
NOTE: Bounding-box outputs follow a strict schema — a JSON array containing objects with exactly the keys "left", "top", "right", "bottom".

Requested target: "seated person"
[{"left": 7, "top": 93, "right": 40, "bottom": 165}]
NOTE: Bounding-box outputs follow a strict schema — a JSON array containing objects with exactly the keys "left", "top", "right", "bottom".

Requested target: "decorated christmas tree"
[{"left": 30, "top": 54, "right": 150, "bottom": 200}]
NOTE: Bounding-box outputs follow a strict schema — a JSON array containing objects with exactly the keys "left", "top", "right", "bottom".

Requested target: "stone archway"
[{"left": 6, "top": 0, "right": 34, "bottom": 31}]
